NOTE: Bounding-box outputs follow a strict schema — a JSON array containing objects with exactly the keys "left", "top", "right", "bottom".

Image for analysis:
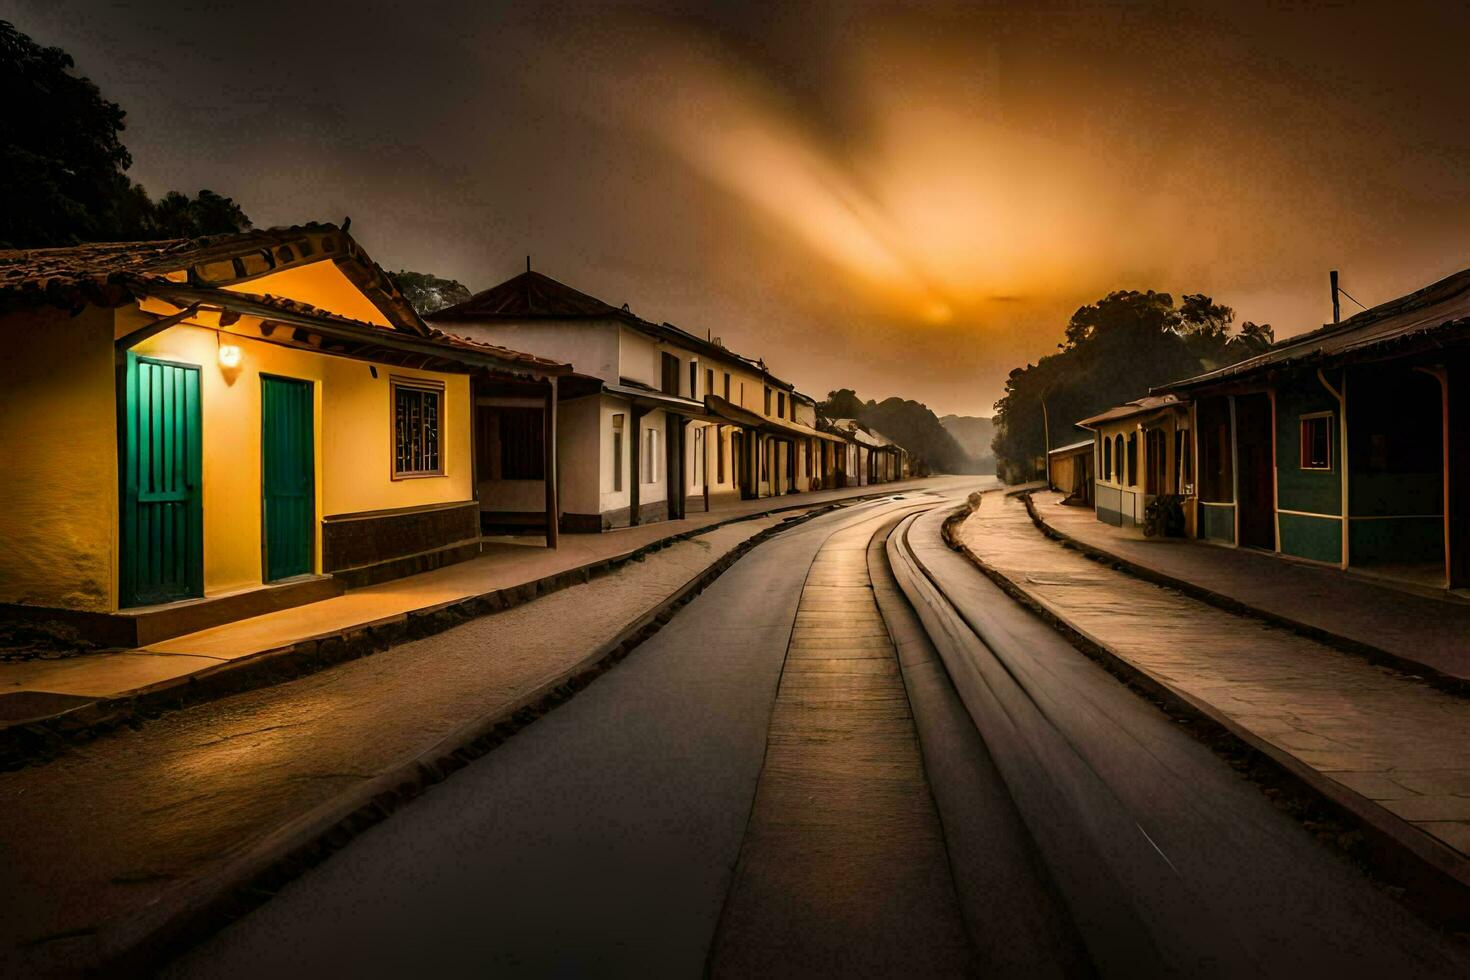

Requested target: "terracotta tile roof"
[
  {"left": 422, "top": 327, "right": 572, "bottom": 371},
  {"left": 0, "top": 223, "right": 432, "bottom": 339},
  {"left": 135, "top": 280, "right": 571, "bottom": 374},
  {"left": 433, "top": 270, "right": 622, "bottom": 319},
  {"left": 0, "top": 224, "right": 343, "bottom": 299}
]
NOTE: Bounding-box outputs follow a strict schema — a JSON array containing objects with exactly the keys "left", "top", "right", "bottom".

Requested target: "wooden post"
[
  {"left": 542, "top": 377, "right": 559, "bottom": 549},
  {"left": 672, "top": 415, "right": 688, "bottom": 519},
  {"left": 1330, "top": 269, "right": 1341, "bottom": 325},
  {"left": 704, "top": 424, "right": 712, "bottom": 512},
  {"left": 1447, "top": 356, "right": 1470, "bottom": 587}
]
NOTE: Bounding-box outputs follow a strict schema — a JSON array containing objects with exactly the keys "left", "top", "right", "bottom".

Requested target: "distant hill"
[
  {"left": 940, "top": 415, "right": 996, "bottom": 473},
  {"left": 819, "top": 389, "right": 987, "bottom": 474}
]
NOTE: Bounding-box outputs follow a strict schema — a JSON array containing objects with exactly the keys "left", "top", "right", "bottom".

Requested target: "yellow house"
[
  {"left": 1079, "top": 394, "right": 1194, "bottom": 534},
  {"left": 0, "top": 223, "right": 568, "bottom": 645}
]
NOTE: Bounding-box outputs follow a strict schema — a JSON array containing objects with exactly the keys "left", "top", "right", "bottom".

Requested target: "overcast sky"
[{"left": 11, "top": 1, "right": 1469, "bottom": 415}]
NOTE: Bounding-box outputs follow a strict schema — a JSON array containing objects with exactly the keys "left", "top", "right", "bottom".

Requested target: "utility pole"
[
  {"left": 1040, "top": 391, "right": 1052, "bottom": 485},
  {"left": 1330, "top": 269, "right": 1341, "bottom": 324}
]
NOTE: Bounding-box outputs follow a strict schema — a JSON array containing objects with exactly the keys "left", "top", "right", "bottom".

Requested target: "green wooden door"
[
  {"left": 261, "top": 376, "right": 314, "bottom": 581},
  {"left": 122, "top": 354, "right": 203, "bottom": 607}
]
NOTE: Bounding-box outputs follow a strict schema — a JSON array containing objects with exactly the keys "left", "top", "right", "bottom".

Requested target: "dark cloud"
[{"left": 10, "top": 0, "right": 1469, "bottom": 415}]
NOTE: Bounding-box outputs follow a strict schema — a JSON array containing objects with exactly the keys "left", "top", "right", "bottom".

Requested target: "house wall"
[
  {"left": 597, "top": 394, "right": 631, "bottom": 515},
  {"left": 557, "top": 394, "right": 603, "bottom": 517},
  {"left": 1092, "top": 421, "right": 1144, "bottom": 526},
  {"left": 1274, "top": 374, "right": 1343, "bottom": 564},
  {"left": 0, "top": 305, "right": 120, "bottom": 612},
  {"left": 619, "top": 327, "right": 662, "bottom": 389},
  {"left": 637, "top": 409, "right": 669, "bottom": 504},
  {"left": 130, "top": 314, "right": 472, "bottom": 597}
]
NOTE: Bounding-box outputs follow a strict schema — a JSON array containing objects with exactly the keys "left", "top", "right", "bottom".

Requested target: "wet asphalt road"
[{"left": 167, "top": 484, "right": 1469, "bottom": 978}]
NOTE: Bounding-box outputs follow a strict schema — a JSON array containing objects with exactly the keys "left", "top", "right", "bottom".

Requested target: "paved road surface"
[{"left": 167, "top": 495, "right": 959, "bottom": 977}]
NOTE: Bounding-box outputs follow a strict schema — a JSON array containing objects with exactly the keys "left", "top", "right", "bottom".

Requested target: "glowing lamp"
[{"left": 218, "top": 344, "right": 242, "bottom": 368}]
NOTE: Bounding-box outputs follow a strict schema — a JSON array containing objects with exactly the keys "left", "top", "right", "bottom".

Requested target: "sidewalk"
[
  {"left": 0, "top": 478, "right": 940, "bottom": 748},
  {"left": 1026, "top": 491, "right": 1470, "bottom": 684},
  {"left": 956, "top": 492, "right": 1470, "bottom": 880}
]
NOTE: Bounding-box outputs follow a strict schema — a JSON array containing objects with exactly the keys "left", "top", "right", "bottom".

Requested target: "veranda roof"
[{"left": 1159, "top": 267, "right": 1470, "bottom": 393}]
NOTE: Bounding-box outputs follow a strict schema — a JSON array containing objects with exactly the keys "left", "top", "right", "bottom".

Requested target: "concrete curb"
[
  {"left": 1017, "top": 490, "right": 1470, "bottom": 698},
  {"left": 947, "top": 494, "right": 1470, "bottom": 931},
  {"left": 91, "top": 498, "right": 856, "bottom": 976},
  {"left": 0, "top": 489, "right": 904, "bottom": 771}
]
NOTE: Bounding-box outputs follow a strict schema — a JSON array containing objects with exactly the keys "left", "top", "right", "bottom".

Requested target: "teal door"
[
  {"left": 121, "top": 354, "right": 203, "bottom": 607},
  {"left": 261, "top": 376, "right": 315, "bottom": 581}
]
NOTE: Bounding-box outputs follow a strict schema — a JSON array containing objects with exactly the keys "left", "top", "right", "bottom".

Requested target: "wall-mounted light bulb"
[{"left": 218, "top": 344, "right": 242, "bottom": 368}]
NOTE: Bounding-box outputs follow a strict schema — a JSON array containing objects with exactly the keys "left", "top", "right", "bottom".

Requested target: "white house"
[{"left": 429, "top": 270, "right": 841, "bottom": 531}]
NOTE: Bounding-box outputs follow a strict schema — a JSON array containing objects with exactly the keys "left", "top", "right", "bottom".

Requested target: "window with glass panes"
[{"left": 392, "top": 379, "right": 443, "bottom": 477}]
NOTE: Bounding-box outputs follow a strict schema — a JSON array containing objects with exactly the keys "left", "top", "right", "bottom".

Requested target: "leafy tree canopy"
[
  {"left": 0, "top": 20, "right": 250, "bottom": 247},
  {"left": 992, "top": 290, "right": 1274, "bottom": 482},
  {"left": 389, "top": 270, "right": 473, "bottom": 316}
]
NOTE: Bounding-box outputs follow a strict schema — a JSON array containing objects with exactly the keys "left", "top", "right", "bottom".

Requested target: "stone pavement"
[
  {"left": 0, "top": 478, "right": 937, "bottom": 720},
  {"left": 0, "top": 515, "right": 792, "bottom": 975},
  {"left": 957, "top": 491, "right": 1470, "bottom": 868},
  {"left": 1029, "top": 490, "right": 1470, "bottom": 683}
]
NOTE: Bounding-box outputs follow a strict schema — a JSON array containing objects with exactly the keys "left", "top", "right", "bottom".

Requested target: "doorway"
[
  {"left": 121, "top": 354, "right": 203, "bottom": 606},
  {"left": 261, "top": 375, "right": 315, "bottom": 581},
  {"left": 1235, "top": 393, "right": 1276, "bottom": 550}
]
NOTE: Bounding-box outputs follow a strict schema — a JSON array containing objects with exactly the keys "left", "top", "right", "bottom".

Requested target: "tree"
[
  {"left": 992, "top": 289, "right": 1267, "bottom": 482},
  {"left": 0, "top": 19, "right": 130, "bottom": 246},
  {"left": 389, "top": 270, "right": 473, "bottom": 316},
  {"left": 149, "top": 189, "right": 252, "bottom": 238},
  {"left": 818, "top": 388, "right": 866, "bottom": 420},
  {"left": 0, "top": 20, "right": 250, "bottom": 247}
]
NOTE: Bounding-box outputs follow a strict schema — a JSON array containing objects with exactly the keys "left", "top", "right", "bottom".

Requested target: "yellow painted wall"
[
  {"left": 131, "top": 318, "right": 471, "bottom": 599},
  {"left": 222, "top": 260, "right": 394, "bottom": 328},
  {"left": 0, "top": 306, "right": 119, "bottom": 611}
]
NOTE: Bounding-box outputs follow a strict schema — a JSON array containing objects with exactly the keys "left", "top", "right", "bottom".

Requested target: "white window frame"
[{"left": 1299, "top": 412, "right": 1334, "bottom": 471}]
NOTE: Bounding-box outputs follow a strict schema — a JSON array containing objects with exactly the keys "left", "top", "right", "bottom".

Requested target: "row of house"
[
  {"left": 0, "top": 223, "right": 907, "bottom": 645},
  {"left": 1063, "top": 268, "right": 1470, "bottom": 592}
]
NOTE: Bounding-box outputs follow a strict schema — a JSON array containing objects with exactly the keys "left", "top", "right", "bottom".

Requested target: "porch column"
[
  {"left": 542, "top": 377, "right": 559, "bottom": 549},
  {"left": 1448, "top": 356, "right": 1470, "bottom": 587},
  {"left": 704, "top": 425, "right": 712, "bottom": 512},
  {"left": 673, "top": 416, "right": 689, "bottom": 520},
  {"left": 629, "top": 406, "right": 646, "bottom": 526}
]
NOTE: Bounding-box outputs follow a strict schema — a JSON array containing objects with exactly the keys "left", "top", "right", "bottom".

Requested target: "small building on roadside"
[
  {"left": 1046, "top": 439, "right": 1095, "bottom": 506},
  {"left": 0, "top": 224, "right": 568, "bottom": 646},
  {"left": 1078, "top": 395, "right": 1193, "bottom": 532},
  {"left": 1157, "top": 268, "right": 1470, "bottom": 591}
]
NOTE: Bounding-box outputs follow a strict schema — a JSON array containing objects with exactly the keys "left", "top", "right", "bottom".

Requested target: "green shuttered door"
[
  {"left": 262, "top": 376, "right": 315, "bottom": 582},
  {"left": 122, "top": 354, "right": 204, "bottom": 607}
]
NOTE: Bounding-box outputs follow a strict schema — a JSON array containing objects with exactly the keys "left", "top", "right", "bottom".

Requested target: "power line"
[{"left": 1336, "top": 286, "right": 1369, "bottom": 311}]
